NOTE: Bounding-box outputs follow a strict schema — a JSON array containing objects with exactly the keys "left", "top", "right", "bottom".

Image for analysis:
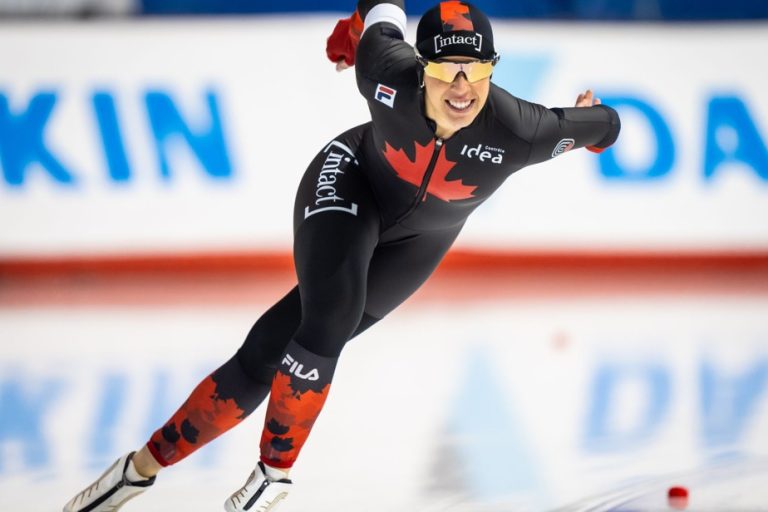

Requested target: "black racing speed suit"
[{"left": 240, "top": 0, "right": 620, "bottom": 376}]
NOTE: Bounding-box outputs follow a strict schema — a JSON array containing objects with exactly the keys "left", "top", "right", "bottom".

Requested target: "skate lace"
[
  {"left": 232, "top": 486, "right": 248, "bottom": 502},
  {"left": 73, "top": 479, "right": 101, "bottom": 505},
  {"left": 229, "top": 471, "right": 256, "bottom": 506}
]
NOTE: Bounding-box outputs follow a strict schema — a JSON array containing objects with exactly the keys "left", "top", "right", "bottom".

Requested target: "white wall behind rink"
[{"left": 0, "top": 18, "right": 767, "bottom": 257}]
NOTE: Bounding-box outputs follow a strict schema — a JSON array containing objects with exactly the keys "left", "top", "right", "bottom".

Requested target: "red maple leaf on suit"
[{"left": 383, "top": 140, "right": 477, "bottom": 202}]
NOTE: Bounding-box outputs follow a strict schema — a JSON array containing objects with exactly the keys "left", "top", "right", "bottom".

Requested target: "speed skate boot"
[
  {"left": 224, "top": 461, "right": 292, "bottom": 512},
  {"left": 63, "top": 452, "right": 155, "bottom": 512}
]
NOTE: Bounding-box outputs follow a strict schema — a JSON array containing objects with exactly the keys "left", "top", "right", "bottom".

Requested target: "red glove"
[{"left": 326, "top": 10, "right": 364, "bottom": 67}]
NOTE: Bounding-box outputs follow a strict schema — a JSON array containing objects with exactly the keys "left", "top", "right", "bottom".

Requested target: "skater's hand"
[
  {"left": 576, "top": 90, "right": 607, "bottom": 153},
  {"left": 575, "top": 89, "right": 601, "bottom": 108},
  {"left": 326, "top": 10, "right": 363, "bottom": 70}
]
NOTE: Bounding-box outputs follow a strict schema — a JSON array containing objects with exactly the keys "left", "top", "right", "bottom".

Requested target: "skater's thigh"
[
  {"left": 291, "top": 126, "right": 381, "bottom": 354},
  {"left": 363, "top": 223, "right": 464, "bottom": 320},
  {"left": 292, "top": 124, "right": 380, "bottom": 299}
]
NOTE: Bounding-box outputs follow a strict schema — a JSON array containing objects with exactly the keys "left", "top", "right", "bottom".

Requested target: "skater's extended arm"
[
  {"left": 528, "top": 102, "right": 620, "bottom": 164},
  {"left": 491, "top": 84, "right": 621, "bottom": 166}
]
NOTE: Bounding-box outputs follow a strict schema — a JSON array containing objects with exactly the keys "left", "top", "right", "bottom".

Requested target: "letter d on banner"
[
  {"left": 584, "top": 360, "right": 670, "bottom": 452},
  {"left": 597, "top": 96, "right": 675, "bottom": 181}
]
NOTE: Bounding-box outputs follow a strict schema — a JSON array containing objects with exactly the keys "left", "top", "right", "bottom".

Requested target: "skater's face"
[{"left": 422, "top": 56, "right": 492, "bottom": 138}]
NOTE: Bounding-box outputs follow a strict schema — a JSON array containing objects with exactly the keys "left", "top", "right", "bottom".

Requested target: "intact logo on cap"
[
  {"left": 433, "top": 33, "right": 483, "bottom": 54},
  {"left": 375, "top": 84, "right": 397, "bottom": 108},
  {"left": 552, "top": 138, "right": 575, "bottom": 158}
]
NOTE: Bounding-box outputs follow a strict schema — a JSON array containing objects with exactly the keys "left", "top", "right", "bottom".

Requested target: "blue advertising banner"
[{"left": 140, "top": 0, "right": 768, "bottom": 20}]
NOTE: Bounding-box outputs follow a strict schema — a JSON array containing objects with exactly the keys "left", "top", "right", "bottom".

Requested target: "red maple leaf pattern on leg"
[
  {"left": 383, "top": 140, "right": 477, "bottom": 202},
  {"left": 259, "top": 371, "right": 332, "bottom": 468},
  {"left": 149, "top": 374, "right": 247, "bottom": 465}
]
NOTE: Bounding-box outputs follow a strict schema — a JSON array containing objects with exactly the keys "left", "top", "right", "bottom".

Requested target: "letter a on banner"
[
  {"left": 700, "top": 357, "right": 768, "bottom": 446},
  {"left": 704, "top": 96, "right": 768, "bottom": 182}
]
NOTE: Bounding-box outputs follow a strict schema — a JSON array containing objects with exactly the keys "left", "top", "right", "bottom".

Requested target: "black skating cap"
[{"left": 416, "top": 1, "right": 496, "bottom": 61}]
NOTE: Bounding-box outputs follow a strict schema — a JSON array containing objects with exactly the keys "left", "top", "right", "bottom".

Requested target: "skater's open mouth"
[{"left": 446, "top": 98, "right": 475, "bottom": 113}]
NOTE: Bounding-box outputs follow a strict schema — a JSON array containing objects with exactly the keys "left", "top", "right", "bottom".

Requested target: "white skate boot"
[
  {"left": 63, "top": 452, "right": 155, "bottom": 512},
  {"left": 224, "top": 461, "right": 292, "bottom": 512}
]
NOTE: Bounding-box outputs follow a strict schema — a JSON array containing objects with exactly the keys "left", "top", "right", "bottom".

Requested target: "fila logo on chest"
[{"left": 375, "top": 84, "right": 397, "bottom": 108}]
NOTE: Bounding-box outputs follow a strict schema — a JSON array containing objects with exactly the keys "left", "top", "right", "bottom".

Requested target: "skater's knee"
[
  {"left": 234, "top": 349, "right": 278, "bottom": 386},
  {"left": 296, "top": 294, "right": 365, "bottom": 357}
]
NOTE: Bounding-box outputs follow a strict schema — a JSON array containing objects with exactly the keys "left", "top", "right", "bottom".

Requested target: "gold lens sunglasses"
[{"left": 417, "top": 54, "right": 500, "bottom": 83}]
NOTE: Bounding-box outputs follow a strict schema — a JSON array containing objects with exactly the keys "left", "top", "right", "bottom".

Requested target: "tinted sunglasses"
[{"left": 417, "top": 54, "right": 499, "bottom": 83}]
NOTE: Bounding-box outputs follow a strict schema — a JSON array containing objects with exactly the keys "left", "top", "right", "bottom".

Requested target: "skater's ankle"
[
  {"left": 132, "top": 446, "right": 163, "bottom": 478},
  {"left": 263, "top": 463, "right": 290, "bottom": 480},
  {"left": 125, "top": 458, "right": 152, "bottom": 482}
]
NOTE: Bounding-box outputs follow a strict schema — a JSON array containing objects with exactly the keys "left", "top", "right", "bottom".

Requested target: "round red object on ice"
[{"left": 667, "top": 486, "right": 689, "bottom": 510}]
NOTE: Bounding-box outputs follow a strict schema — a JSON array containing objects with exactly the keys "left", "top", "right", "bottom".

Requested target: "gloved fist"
[{"left": 326, "top": 10, "right": 363, "bottom": 69}]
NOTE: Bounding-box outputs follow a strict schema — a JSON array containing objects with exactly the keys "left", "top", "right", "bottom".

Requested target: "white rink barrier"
[{"left": 1, "top": 18, "right": 767, "bottom": 257}]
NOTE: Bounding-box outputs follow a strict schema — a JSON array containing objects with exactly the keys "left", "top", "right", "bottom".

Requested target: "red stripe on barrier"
[
  {"left": 1, "top": 249, "right": 767, "bottom": 277},
  {"left": 1, "top": 250, "right": 766, "bottom": 307},
  {"left": 439, "top": 249, "right": 768, "bottom": 272},
  {"left": 0, "top": 251, "right": 296, "bottom": 277}
]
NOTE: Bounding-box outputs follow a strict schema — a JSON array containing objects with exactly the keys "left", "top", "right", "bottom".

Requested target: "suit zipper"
[{"left": 396, "top": 137, "right": 444, "bottom": 223}]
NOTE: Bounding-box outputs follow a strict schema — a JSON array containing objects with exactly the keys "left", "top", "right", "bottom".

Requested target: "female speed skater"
[{"left": 64, "top": 1, "right": 620, "bottom": 511}]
